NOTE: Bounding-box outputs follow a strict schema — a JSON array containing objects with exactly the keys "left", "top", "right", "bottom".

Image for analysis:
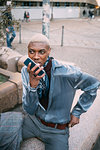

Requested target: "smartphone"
[{"left": 24, "top": 57, "right": 45, "bottom": 76}]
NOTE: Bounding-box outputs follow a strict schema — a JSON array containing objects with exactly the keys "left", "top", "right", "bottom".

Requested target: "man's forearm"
[
  {"left": 71, "top": 89, "right": 97, "bottom": 118},
  {"left": 22, "top": 88, "right": 39, "bottom": 115}
]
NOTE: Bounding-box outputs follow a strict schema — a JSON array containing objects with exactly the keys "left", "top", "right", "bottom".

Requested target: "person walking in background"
[
  {"left": 23, "top": 11, "right": 27, "bottom": 22},
  {"left": 26, "top": 11, "right": 30, "bottom": 22},
  {"left": 83, "top": 10, "right": 86, "bottom": 17},
  {"left": 88, "top": 10, "right": 94, "bottom": 19},
  {"left": 4, "top": 6, "right": 16, "bottom": 48}
]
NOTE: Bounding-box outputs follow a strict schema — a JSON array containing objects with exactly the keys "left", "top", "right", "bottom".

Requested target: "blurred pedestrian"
[
  {"left": 26, "top": 12, "right": 30, "bottom": 22},
  {"left": 83, "top": 10, "right": 86, "bottom": 17},
  {"left": 4, "top": 6, "right": 16, "bottom": 48},
  {"left": 24, "top": 11, "right": 27, "bottom": 22},
  {"left": 88, "top": 10, "right": 94, "bottom": 19}
]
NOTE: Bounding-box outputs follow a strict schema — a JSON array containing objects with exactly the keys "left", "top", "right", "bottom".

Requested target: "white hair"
[{"left": 29, "top": 33, "right": 50, "bottom": 47}]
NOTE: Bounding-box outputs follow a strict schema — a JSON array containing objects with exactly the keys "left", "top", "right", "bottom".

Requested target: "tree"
[
  {"left": 0, "top": 7, "right": 8, "bottom": 47},
  {"left": 0, "top": 0, "right": 7, "bottom": 6}
]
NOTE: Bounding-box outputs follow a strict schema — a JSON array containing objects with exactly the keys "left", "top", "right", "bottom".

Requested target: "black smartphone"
[{"left": 24, "top": 57, "right": 45, "bottom": 76}]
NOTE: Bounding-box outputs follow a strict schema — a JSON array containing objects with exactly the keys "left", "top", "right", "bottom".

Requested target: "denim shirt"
[{"left": 21, "top": 59, "right": 100, "bottom": 124}]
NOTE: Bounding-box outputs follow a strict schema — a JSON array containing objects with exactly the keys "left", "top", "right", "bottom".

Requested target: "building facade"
[
  {"left": 11, "top": 0, "right": 97, "bottom": 8},
  {"left": 0, "top": 0, "right": 99, "bottom": 20}
]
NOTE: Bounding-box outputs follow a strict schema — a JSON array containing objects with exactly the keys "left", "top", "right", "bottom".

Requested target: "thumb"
[{"left": 68, "top": 122, "right": 74, "bottom": 128}]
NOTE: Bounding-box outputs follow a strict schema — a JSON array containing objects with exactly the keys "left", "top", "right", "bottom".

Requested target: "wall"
[{"left": 11, "top": 6, "right": 80, "bottom": 20}]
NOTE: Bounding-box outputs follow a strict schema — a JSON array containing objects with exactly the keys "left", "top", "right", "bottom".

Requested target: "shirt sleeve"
[
  {"left": 21, "top": 66, "right": 39, "bottom": 115},
  {"left": 71, "top": 69, "right": 100, "bottom": 118}
]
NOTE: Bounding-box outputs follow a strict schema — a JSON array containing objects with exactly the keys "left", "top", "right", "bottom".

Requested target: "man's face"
[{"left": 28, "top": 42, "right": 51, "bottom": 66}]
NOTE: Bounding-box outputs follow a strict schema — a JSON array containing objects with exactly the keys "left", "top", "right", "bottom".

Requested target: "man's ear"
[{"left": 48, "top": 48, "right": 51, "bottom": 55}]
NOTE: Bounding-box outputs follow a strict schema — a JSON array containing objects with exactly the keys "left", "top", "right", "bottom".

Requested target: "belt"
[{"left": 39, "top": 118, "right": 69, "bottom": 130}]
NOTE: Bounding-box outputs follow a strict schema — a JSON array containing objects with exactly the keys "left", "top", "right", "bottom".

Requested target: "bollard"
[
  {"left": 19, "top": 24, "right": 21, "bottom": 44},
  {"left": 61, "top": 25, "right": 64, "bottom": 47}
]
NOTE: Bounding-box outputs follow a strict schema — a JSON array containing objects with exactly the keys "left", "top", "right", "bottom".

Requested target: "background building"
[
  {"left": 0, "top": 0, "right": 99, "bottom": 19},
  {"left": 11, "top": 0, "right": 97, "bottom": 8}
]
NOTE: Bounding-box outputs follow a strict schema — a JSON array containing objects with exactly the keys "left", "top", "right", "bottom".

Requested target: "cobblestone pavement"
[{"left": 13, "top": 17, "right": 100, "bottom": 80}]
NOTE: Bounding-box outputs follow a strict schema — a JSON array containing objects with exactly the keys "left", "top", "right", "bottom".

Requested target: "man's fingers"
[
  {"left": 31, "top": 64, "right": 44, "bottom": 77},
  {"left": 68, "top": 124, "right": 74, "bottom": 128},
  {"left": 68, "top": 124, "right": 71, "bottom": 128},
  {"left": 27, "top": 63, "right": 45, "bottom": 80},
  {"left": 6, "top": 28, "right": 9, "bottom": 32},
  {"left": 33, "top": 66, "right": 44, "bottom": 76},
  {"left": 27, "top": 62, "right": 31, "bottom": 73},
  {"left": 37, "top": 73, "right": 45, "bottom": 78}
]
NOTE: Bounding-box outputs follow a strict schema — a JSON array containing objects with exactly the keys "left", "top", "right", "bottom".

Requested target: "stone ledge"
[
  {"left": 0, "top": 81, "right": 18, "bottom": 113},
  {"left": 69, "top": 90, "right": 100, "bottom": 150},
  {"left": 17, "top": 55, "right": 28, "bottom": 72},
  {"left": 0, "top": 68, "right": 22, "bottom": 112},
  {"left": 0, "top": 47, "right": 22, "bottom": 72},
  {"left": 21, "top": 138, "right": 44, "bottom": 150}
]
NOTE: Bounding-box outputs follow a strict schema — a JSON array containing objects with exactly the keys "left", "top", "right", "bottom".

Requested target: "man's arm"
[
  {"left": 69, "top": 71, "right": 100, "bottom": 127},
  {"left": 21, "top": 63, "right": 45, "bottom": 115},
  {"left": 21, "top": 67, "right": 39, "bottom": 115}
]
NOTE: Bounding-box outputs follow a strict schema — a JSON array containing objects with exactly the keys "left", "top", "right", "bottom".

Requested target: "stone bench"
[
  {"left": 0, "top": 47, "right": 22, "bottom": 72},
  {"left": 0, "top": 68, "right": 22, "bottom": 112}
]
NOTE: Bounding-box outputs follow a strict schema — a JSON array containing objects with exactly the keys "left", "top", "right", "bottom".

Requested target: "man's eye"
[
  {"left": 39, "top": 50, "right": 45, "bottom": 54},
  {"left": 29, "top": 49, "right": 34, "bottom": 54}
]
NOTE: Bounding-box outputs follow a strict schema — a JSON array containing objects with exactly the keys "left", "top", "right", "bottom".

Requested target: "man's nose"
[{"left": 34, "top": 53, "right": 39, "bottom": 59}]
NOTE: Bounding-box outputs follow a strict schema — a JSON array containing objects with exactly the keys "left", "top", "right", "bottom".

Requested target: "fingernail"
[
  {"left": 36, "top": 63, "right": 40, "bottom": 67},
  {"left": 68, "top": 124, "right": 71, "bottom": 128},
  {"left": 41, "top": 66, "right": 44, "bottom": 69}
]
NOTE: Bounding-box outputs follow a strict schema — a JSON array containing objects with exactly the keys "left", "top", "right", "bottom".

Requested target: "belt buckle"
[{"left": 54, "top": 123, "right": 58, "bottom": 129}]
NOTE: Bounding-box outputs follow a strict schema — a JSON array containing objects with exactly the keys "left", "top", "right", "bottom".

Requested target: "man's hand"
[
  {"left": 27, "top": 63, "right": 45, "bottom": 88},
  {"left": 6, "top": 28, "right": 9, "bottom": 32},
  {"left": 68, "top": 114, "right": 80, "bottom": 128}
]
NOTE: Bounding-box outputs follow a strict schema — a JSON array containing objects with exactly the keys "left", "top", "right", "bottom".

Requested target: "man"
[
  {"left": 21, "top": 33, "right": 100, "bottom": 150},
  {"left": 4, "top": 6, "right": 16, "bottom": 48}
]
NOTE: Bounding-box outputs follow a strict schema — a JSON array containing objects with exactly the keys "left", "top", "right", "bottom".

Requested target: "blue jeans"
[
  {"left": 22, "top": 115, "right": 69, "bottom": 150},
  {"left": 6, "top": 26, "right": 16, "bottom": 48},
  {"left": 0, "top": 112, "right": 23, "bottom": 150}
]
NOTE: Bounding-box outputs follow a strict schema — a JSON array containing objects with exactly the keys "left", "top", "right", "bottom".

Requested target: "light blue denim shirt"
[{"left": 21, "top": 59, "right": 100, "bottom": 124}]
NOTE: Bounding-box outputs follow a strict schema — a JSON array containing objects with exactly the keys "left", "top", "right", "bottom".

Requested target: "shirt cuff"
[
  {"left": 71, "top": 109, "right": 81, "bottom": 118},
  {"left": 27, "top": 82, "right": 37, "bottom": 92}
]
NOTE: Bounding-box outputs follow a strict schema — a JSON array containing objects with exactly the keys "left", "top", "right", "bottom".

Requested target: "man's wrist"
[
  {"left": 30, "top": 81, "right": 39, "bottom": 88},
  {"left": 30, "top": 78, "right": 39, "bottom": 88},
  {"left": 27, "top": 82, "right": 37, "bottom": 92}
]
